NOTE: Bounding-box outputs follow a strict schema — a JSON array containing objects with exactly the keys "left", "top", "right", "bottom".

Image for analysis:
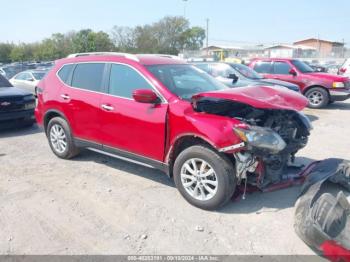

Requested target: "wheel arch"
[
  {"left": 43, "top": 110, "right": 70, "bottom": 133},
  {"left": 166, "top": 134, "right": 235, "bottom": 177},
  {"left": 302, "top": 85, "right": 330, "bottom": 97}
]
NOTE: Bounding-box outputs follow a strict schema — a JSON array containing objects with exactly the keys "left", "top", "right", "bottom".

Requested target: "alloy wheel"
[
  {"left": 308, "top": 91, "right": 323, "bottom": 106},
  {"left": 180, "top": 158, "right": 218, "bottom": 201},
  {"left": 49, "top": 124, "right": 67, "bottom": 154}
]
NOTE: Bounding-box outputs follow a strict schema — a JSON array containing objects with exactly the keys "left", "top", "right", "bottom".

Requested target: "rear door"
[
  {"left": 252, "top": 61, "right": 273, "bottom": 78},
  {"left": 59, "top": 62, "right": 106, "bottom": 143}
]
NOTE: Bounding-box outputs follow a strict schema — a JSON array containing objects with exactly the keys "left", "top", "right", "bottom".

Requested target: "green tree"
[
  {"left": 0, "top": 43, "right": 14, "bottom": 63},
  {"left": 92, "top": 31, "right": 115, "bottom": 52},
  {"left": 154, "top": 16, "right": 189, "bottom": 54},
  {"left": 71, "top": 29, "right": 114, "bottom": 53},
  {"left": 180, "top": 27, "right": 206, "bottom": 50},
  {"left": 133, "top": 25, "right": 159, "bottom": 53},
  {"left": 111, "top": 26, "right": 136, "bottom": 52},
  {"left": 10, "top": 44, "right": 27, "bottom": 61}
]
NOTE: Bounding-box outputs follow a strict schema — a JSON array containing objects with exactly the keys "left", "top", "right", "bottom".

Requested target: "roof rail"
[
  {"left": 138, "top": 54, "right": 184, "bottom": 60},
  {"left": 66, "top": 52, "right": 139, "bottom": 62}
]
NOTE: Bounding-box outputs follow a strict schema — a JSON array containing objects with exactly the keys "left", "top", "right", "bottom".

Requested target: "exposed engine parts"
[{"left": 194, "top": 98, "right": 312, "bottom": 187}]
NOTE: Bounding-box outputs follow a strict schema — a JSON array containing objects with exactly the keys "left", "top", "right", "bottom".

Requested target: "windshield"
[
  {"left": 0, "top": 75, "right": 12, "bottom": 87},
  {"left": 32, "top": 72, "right": 46, "bottom": 80},
  {"left": 230, "top": 63, "right": 263, "bottom": 79},
  {"left": 291, "top": 60, "right": 315, "bottom": 73},
  {"left": 146, "top": 64, "right": 227, "bottom": 100}
]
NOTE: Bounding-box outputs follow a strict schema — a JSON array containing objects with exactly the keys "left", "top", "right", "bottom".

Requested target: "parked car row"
[
  {"left": 191, "top": 58, "right": 350, "bottom": 109},
  {"left": 0, "top": 61, "right": 53, "bottom": 79},
  {"left": 249, "top": 58, "right": 350, "bottom": 108},
  {"left": 192, "top": 62, "right": 300, "bottom": 92}
]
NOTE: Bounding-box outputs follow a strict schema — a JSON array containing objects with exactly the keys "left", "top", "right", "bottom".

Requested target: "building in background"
[
  {"left": 265, "top": 44, "right": 316, "bottom": 58},
  {"left": 293, "top": 38, "right": 345, "bottom": 58}
]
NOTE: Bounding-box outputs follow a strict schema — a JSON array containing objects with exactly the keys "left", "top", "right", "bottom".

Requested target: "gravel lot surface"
[{"left": 0, "top": 101, "right": 350, "bottom": 255}]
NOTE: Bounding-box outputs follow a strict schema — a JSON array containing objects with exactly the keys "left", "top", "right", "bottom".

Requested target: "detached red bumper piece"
[{"left": 294, "top": 158, "right": 350, "bottom": 262}]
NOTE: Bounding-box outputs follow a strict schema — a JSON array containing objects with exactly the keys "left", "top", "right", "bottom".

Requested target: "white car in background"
[
  {"left": 339, "top": 58, "right": 350, "bottom": 77},
  {"left": 9, "top": 70, "right": 47, "bottom": 94}
]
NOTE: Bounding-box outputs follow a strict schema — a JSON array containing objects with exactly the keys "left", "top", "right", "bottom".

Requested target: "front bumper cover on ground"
[{"left": 294, "top": 158, "right": 350, "bottom": 261}]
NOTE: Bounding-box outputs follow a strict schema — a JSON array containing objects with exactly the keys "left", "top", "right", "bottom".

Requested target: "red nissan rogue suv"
[
  {"left": 36, "top": 53, "right": 312, "bottom": 210},
  {"left": 249, "top": 58, "right": 350, "bottom": 108}
]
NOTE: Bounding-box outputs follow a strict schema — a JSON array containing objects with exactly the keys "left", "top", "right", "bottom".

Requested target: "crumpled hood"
[{"left": 192, "top": 85, "right": 308, "bottom": 111}]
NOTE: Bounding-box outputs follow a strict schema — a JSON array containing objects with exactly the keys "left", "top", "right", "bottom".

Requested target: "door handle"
[
  {"left": 60, "top": 94, "right": 70, "bottom": 100},
  {"left": 101, "top": 104, "right": 114, "bottom": 111}
]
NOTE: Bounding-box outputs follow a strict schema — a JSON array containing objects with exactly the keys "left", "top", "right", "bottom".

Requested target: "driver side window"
[
  {"left": 109, "top": 64, "right": 153, "bottom": 99},
  {"left": 273, "top": 62, "right": 292, "bottom": 75}
]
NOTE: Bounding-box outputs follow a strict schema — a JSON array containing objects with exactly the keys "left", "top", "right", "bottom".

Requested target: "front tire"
[
  {"left": 305, "top": 87, "right": 329, "bottom": 109},
  {"left": 46, "top": 117, "right": 80, "bottom": 159},
  {"left": 173, "top": 145, "right": 236, "bottom": 210}
]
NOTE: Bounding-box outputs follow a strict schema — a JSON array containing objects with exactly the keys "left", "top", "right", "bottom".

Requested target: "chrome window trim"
[{"left": 55, "top": 61, "right": 168, "bottom": 104}]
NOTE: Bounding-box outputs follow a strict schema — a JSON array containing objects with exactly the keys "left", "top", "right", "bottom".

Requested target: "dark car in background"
[
  {"left": 0, "top": 74, "right": 36, "bottom": 129},
  {"left": 193, "top": 62, "right": 300, "bottom": 92}
]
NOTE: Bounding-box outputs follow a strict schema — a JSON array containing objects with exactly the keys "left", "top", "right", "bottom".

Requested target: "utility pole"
[
  {"left": 182, "top": 0, "right": 188, "bottom": 18},
  {"left": 206, "top": 18, "right": 209, "bottom": 55}
]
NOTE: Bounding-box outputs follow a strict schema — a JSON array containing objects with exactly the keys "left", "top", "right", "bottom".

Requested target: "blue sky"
[{"left": 1, "top": 0, "right": 349, "bottom": 46}]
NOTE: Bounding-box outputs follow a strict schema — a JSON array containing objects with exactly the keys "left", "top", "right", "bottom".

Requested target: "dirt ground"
[{"left": 0, "top": 101, "right": 350, "bottom": 255}]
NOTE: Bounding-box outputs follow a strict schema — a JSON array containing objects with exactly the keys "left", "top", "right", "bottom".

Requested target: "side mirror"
[
  {"left": 132, "top": 89, "right": 160, "bottom": 104},
  {"left": 289, "top": 68, "right": 297, "bottom": 76},
  {"left": 228, "top": 73, "right": 239, "bottom": 83}
]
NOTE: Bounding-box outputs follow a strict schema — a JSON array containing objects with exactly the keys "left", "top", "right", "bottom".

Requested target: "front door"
[
  {"left": 271, "top": 61, "right": 301, "bottom": 87},
  {"left": 99, "top": 63, "right": 168, "bottom": 162}
]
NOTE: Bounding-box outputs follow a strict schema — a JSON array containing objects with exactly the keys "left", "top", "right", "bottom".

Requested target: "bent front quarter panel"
[{"left": 167, "top": 100, "right": 244, "bottom": 159}]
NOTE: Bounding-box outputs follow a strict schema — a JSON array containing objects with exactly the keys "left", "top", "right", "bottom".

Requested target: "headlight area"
[{"left": 233, "top": 126, "right": 286, "bottom": 154}]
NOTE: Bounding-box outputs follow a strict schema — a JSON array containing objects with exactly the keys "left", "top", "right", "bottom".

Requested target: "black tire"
[
  {"left": 173, "top": 145, "right": 236, "bottom": 210},
  {"left": 46, "top": 117, "right": 80, "bottom": 159},
  {"left": 305, "top": 87, "right": 329, "bottom": 109}
]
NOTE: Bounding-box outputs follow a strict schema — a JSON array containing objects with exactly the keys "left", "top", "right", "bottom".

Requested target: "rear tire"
[
  {"left": 173, "top": 145, "right": 236, "bottom": 210},
  {"left": 47, "top": 117, "right": 80, "bottom": 159},
  {"left": 305, "top": 87, "right": 329, "bottom": 109}
]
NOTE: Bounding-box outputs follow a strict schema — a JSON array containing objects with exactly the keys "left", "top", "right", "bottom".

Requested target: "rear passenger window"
[
  {"left": 71, "top": 63, "right": 105, "bottom": 92},
  {"left": 253, "top": 61, "right": 272, "bottom": 73},
  {"left": 58, "top": 64, "right": 74, "bottom": 84},
  {"left": 109, "top": 64, "right": 153, "bottom": 98},
  {"left": 273, "top": 62, "right": 291, "bottom": 74}
]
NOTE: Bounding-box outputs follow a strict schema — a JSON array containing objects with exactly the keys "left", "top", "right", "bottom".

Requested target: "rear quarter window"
[{"left": 57, "top": 64, "right": 74, "bottom": 84}]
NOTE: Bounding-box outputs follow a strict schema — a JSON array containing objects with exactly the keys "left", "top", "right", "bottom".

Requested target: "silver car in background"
[{"left": 9, "top": 70, "right": 47, "bottom": 94}]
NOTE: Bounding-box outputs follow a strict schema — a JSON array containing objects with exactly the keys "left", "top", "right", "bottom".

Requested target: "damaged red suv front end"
[
  {"left": 189, "top": 85, "right": 311, "bottom": 187},
  {"left": 38, "top": 55, "right": 312, "bottom": 210}
]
